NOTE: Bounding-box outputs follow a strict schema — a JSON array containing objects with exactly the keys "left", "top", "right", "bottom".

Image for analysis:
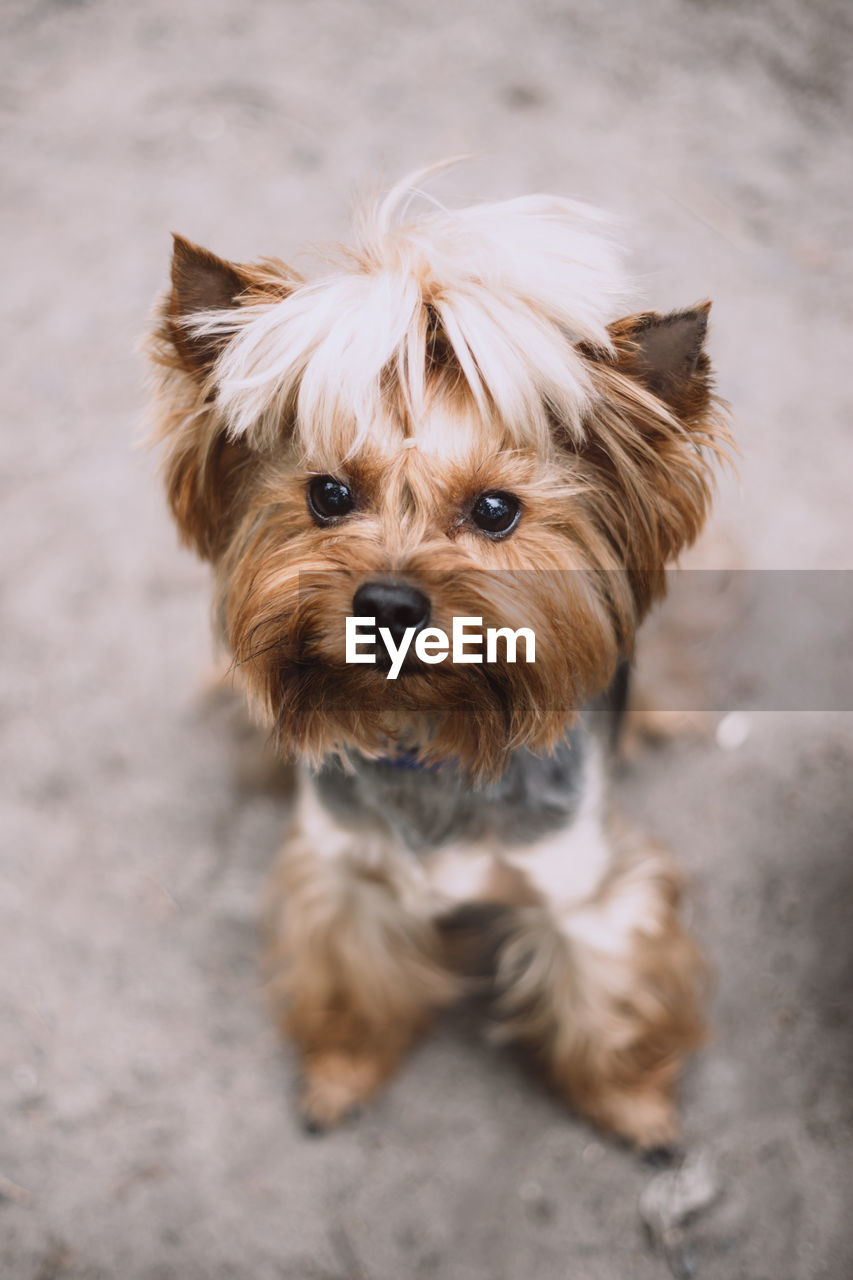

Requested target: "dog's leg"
[
  {"left": 264, "top": 790, "right": 456, "bottom": 1130},
  {"left": 498, "top": 818, "right": 705, "bottom": 1148}
]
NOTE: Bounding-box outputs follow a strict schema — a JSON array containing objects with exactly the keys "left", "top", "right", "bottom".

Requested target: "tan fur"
[
  {"left": 263, "top": 781, "right": 457, "bottom": 1127},
  {"left": 147, "top": 172, "right": 729, "bottom": 1144},
  {"left": 261, "top": 755, "right": 704, "bottom": 1141},
  {"left": 494, "top": 826, "right": 706, "bottom": 1146}
]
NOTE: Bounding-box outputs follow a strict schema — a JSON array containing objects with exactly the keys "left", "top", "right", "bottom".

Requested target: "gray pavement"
[{"left": 1, "top": 2, "right": 852, "bottom": 1277}]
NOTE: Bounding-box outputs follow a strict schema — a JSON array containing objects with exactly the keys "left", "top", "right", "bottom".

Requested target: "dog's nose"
[{"left": 352, "top": 581, "right": 431, "bottom": 644}]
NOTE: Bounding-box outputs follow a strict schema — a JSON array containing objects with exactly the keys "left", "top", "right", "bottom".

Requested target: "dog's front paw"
[
  {"left": 297, "top": 1050, "right": 387, "bottom": 1132},
  {"left": 585, "top": 1081, "right": 680, "bottom": 1151}
]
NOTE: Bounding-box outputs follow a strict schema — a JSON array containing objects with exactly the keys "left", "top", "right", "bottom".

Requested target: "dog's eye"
[
  {"left": 470, "top": 491, "right": 521, "bottom": 537},
  {"left": 307, "top": 476, "right": 355, "bottom": 523}
]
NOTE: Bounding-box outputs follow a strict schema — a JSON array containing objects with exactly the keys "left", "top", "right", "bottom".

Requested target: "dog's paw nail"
[
  {"left": 642, "top": 1143, "right": 680, "bottom": 1168},
  {"left": 299, "top": 1114, "right": 327, "bottom": 1137}
]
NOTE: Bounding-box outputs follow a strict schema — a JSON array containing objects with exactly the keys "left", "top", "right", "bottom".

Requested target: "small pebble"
[
  {"left": 715, "top": 711, "right": 750, "bottom": 751},
  {"left": 639, "top": 1148, "right": 721, "bottom": 1278}
]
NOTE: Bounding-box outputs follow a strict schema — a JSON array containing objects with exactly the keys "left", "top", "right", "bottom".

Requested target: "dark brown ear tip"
[
  {"left": 666, "top": 304, "right": 710, "bottom": 328},
  {"left": 682, "top": 301, "right": 712, "bottom": 335},
  {"left": 661, "top": 304, "right": 710, "bottom": 355},
  {"left": 169, "top": 234, "right": 233, "bottom": 277},
  {"left": 689, "top": 300, "right": 712, "bottom": 334},
  {"left": 170, "top": 232, "right": 199, "bottom": 262},
  {"left": 169, "top": 235, "right": 206, "bottom": 288}
]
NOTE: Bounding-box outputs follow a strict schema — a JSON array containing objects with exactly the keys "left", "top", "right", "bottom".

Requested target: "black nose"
[{"left": 352, "top": 581, "right": 431, "bottom": 645}]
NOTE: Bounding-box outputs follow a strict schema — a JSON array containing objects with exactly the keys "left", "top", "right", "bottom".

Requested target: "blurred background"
[{"left": 1, "top": 1, "right": 852, "bottom": 1276}]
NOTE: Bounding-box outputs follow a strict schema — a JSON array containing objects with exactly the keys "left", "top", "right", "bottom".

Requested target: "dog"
[{"left": 148, "top": 170, "right": 728, "bottom": 1148}]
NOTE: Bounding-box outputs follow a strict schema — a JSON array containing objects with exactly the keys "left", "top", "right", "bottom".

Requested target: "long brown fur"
[
  {"left": 147, "top": 177, "right": 729, "bottom": 1144},
  {"left": 493, "top": 827, "right": 706, "bottom": 1146},
  {"left": 265, "top": 829, "right": 457, "bottom": 1127}
]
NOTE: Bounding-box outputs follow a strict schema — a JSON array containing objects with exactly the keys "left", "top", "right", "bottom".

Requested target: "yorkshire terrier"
[{"left": 148, "top": 171, "right": 728, "bottom": 1148}]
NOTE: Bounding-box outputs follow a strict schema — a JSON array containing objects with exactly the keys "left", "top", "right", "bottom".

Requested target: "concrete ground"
[{"left": 2, "top": 1, "right": 852, "bottom": 1277}]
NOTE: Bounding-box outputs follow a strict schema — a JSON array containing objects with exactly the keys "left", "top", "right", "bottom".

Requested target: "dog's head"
[{"left": 149, "top": 179, "right": 727, "bottom": 774}]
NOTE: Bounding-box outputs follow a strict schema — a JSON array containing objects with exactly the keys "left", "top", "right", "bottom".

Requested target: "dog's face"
[{"left": 150, "top": 191, "right": 726, "bottom": 773}]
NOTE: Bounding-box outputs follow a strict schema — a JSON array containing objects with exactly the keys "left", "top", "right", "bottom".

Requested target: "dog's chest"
[{"left": 313, "top": 729, "right": 589, "bottom": 856}]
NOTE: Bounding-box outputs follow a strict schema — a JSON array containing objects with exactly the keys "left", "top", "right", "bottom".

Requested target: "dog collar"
[{"left": 372, "top": 750, "right": 452, "bottom": 773}]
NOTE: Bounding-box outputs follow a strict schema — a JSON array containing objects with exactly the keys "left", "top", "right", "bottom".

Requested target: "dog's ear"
[
  {"left": 153, "top": 238, "right": 260, "bottom": 559},
  {"left": 573, "top": 302, "right": 727, "bottom": 599},
  {"left": 607, "top": 304, "right": 713, "bottom": 421},
  {"left": 166, "top": 235, "right": 251, "bottom": 377}
]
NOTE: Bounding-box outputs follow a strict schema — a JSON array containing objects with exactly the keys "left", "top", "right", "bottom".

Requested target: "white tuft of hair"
[{"left": 190, "top": 169, "right": 635, "bottom": 458}]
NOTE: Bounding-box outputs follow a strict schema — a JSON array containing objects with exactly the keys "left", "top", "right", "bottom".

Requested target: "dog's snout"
[{"left": 352, "top": 581, "right": 430, "bottom": 643}]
